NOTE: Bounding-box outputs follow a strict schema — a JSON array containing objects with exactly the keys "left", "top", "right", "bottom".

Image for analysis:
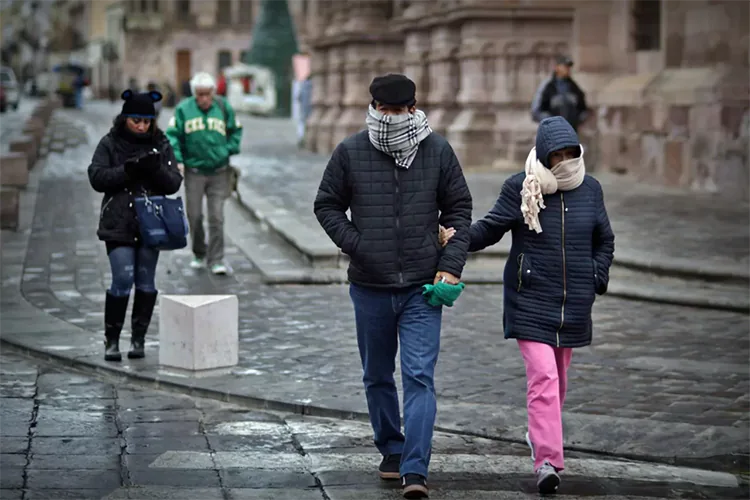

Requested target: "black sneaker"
[
  {"left": 378, "top": 453, "right": 401, "bottom": 480},
  {"left": 402, "top": 473, "right": 429, "bottom": 499}
]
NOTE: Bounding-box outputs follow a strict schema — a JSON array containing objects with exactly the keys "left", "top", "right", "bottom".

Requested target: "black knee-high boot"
[
  {"left": 129, "top": 290, "right": 158, "bottom": 359},
  {"left": 104, "top": 292, "right": 130, "bottom": 362}
]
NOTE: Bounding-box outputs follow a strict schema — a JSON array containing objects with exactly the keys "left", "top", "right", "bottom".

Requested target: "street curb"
[
  {"left": 223, "top": 198, "right": 749, "bottom": 313},
  {"left": 233, "top": 182, "right": 749, "bottom": 283},
  {"left": 2, "top": 336, "right": 747, "bottom": 477}
]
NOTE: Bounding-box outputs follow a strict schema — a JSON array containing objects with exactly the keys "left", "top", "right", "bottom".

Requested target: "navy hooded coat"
[{"left": 469, "top": 117, "right": 615, "bottom": 348}]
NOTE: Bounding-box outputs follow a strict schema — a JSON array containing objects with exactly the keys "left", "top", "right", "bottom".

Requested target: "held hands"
[{"left": 438, "top": 225, "right": 456, "bottom": 247}]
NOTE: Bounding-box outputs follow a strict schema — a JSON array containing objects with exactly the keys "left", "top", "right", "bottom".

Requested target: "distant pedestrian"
[
  {"left": 87, "top": 90, "right": 183, "bottom": 362},
  {"left": 314, "top": 74, "right": 473, "bottom": 499},
  {"left": 531, "top": 55, "right": 589, "bottom": 132},
  {"left": 166, "top": 72, "right": 243, "bottom": 275},
  {"left": 439, "top": 116, "right": 615, "bottom": 494},
  {"left": 294, "top": 76, "right": 312, "bottom": 148}
]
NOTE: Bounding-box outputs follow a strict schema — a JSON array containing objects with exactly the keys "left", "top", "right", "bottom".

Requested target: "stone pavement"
[
  {"left": 0, "top": 104, "right": 748, "bottom": 477},
  {"left": 2, "top": 351, "right": 745, "bottom": 500}
]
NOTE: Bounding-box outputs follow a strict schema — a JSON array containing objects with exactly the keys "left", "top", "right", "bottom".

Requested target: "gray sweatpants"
[{"left": 184, "top": 168, "right": 229, "bottom": 266}]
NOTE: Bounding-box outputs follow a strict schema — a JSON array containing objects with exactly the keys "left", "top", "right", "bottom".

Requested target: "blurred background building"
[
  {"left": 0, "top": 0, "right": 747, "bottom": 198},
  {"left": 1, "top": 0, "right": 51, "bottom": 92}
]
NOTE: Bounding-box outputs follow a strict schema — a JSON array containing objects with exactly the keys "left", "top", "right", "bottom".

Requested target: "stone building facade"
[
  {"left": 303, "top": 0, "right": 750, "bottom": 199},
  {"left": 116, "top": 0, "right": 310, "bottom": 95}
]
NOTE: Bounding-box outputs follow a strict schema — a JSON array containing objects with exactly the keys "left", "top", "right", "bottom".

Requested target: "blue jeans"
[
  {"left": 349, "top": 283, "right": 442, "bottom": 478},
  {"left": 107, "top": 245, "right": 159, "bottom": 297}
]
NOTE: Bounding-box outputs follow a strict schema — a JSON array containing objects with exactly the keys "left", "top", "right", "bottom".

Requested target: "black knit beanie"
[
  {"left": 369, "top": 74, "right": 416, "bottom": 107},
  {"left": 120, "top": 89, "right": 162, "bottom": 119}
]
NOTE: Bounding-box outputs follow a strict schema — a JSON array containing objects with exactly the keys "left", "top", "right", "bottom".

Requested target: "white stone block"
[{"left": 158, "top": 295, "right": 239, "bottom": 372}]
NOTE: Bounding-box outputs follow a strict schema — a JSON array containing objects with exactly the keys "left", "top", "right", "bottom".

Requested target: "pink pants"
[{"left": 517, "top": 339, "right": 573, "bottom": 472}]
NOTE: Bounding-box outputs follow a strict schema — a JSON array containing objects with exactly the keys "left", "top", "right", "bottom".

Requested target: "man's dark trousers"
[{"left": 349, "top": 283, "right": 442, "bottom": 478}]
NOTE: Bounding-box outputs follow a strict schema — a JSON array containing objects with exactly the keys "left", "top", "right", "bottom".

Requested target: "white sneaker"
[
  {"left": 211, "top": 263, "right": 228, "bottom": 275},
  {"left": 536, "top": 461, "right": 560, "bottom": 494},
  {"left": 525, "top": 431, "right": 535, "bottom": 462},
  {"left": 190, "top": 257, "right": 206, "bottom": 269}
]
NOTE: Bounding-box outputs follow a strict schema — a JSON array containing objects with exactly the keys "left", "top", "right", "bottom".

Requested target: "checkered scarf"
[{"left": 366, "top": 105, "right": 432, "bottom": 169}]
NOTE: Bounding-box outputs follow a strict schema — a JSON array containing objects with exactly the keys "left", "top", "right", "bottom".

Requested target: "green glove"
[{"left": 422, "top": 281, "right": 466, "bottom": 307}]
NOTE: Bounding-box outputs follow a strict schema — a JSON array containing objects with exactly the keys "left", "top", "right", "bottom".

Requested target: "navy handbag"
[{"left": 133, "top": 191, "right": 189, "bottom": 251}]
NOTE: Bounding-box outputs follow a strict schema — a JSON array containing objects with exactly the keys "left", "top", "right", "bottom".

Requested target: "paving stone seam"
[
  {"left": 112, "top": 384, "right": 131, "bottom": 489},
  {"left": 285, "top": 417, "right": 332, "bottom": 500},
  {"left": 20, "top": 367, "right": 40, "bottom": 496}
]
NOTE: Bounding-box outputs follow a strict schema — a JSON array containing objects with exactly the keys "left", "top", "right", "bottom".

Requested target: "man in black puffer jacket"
[{"left": 314, "top": 74, "right": 472, "bottom": 499}]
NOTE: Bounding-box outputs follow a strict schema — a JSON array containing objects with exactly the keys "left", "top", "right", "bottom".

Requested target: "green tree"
[{"left": 242, "top": 0, "right": 299, "bottom": 117}]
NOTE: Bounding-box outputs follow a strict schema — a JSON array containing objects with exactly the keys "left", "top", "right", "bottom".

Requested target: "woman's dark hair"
[{"left": 112, "top": 114, "right": 161, "bottom": 137}]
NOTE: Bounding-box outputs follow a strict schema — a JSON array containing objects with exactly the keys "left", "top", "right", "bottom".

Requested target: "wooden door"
[{"left": 175, "top": 50, "right": 191, "bottom": 95}]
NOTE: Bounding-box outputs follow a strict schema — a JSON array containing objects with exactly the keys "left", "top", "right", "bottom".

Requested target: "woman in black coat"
[
  {"left": 440, "top": 117, "right": 614, "bottom": 495},
  {"left": 88, "top": 90, "right": 183, "bottom": 362}
]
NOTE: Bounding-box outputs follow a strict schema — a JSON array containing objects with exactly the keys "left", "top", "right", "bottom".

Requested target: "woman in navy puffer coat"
[{"left": 440, "top": 116, "right": 614, "bottom": 494}]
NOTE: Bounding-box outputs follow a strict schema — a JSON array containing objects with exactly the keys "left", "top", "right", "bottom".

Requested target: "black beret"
[{"left": 369, "top": 74, "right": 416, "bottom": 107}]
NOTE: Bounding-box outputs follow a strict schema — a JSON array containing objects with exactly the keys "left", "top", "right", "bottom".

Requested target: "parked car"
[{"left": 0, "top": 66, "right": 20, "bottom": 111}]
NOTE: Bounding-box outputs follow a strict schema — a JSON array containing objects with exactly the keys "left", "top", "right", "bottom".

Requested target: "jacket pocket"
[
  {"left": 100, "top": 197, "right": 113, "bottom": 219},
  {"left": 516, "top": 253, "right": 533, "bottom": 292},
  {"left": 593, "top": 259, "right": 605, "bottom": 295}
]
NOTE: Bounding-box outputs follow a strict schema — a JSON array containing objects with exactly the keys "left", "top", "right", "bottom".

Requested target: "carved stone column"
[
  {"left": 402, "top": 33, "right": 431, "bottom": 111},
  {"left": 447, "top": 20, "right": 499, "bottom": 168},
  {"left": 305, "top": 48, "right": 327, "bottom": 152},
  {"left": 331, "top": 0, "right": 404, "bottom": 147},
  {"left": 425, "top": 24, "right": 461, "bottom": 137},
  {"left": 316, "top": 44, "right": 345, "bottom": 154},
  {"left": 333, "top": 43, "right": 373, "bottom": 146}
]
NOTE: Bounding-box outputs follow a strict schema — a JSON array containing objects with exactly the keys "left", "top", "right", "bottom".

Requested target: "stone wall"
[{"left": 304, "top": 0, "right": 749, "bottom": 199}]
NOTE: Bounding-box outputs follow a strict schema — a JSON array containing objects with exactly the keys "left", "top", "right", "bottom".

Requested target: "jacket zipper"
[
  {"left": 517, "top": 253, "right": 525, "bottom": 292},
  {"left": 394, "top": 168, "right": 403, "bottom": 284},
  {"left": 555, "top": 193, "right": 567, "bottom": 347}
]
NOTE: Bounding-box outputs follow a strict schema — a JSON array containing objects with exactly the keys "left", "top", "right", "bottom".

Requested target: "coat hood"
[{"left": 535, "top": 116, "right": 580, "bottom": 168}]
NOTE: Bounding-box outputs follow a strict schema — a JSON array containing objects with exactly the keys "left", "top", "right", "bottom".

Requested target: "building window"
[
  {"left": 152, "top": 0, "right": 159, "bottom": 12},
  {"left": 218, "top": 50, "right": 233, "bottom": 73},
  {"left": 240, "top": 50, "right": 251, "bottom": 64},
  {"left": 238, "top": 0, "right": 253, "bottom": 24},
  {"left": 632, "top": 0, "right": 661, "bottom": 51},
  {"left": 141, "top": 0, "right": 148, "bottom": 12},
  {"left": 217, "top": 0, "right": 232, "bottom": 24}
]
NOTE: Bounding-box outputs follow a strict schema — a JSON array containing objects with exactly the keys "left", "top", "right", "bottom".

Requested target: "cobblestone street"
[
  {"left": 0, "top": 103, "right": 748, "bottom": 496},
  {"left": 0, "top": 351, "right": 746, "bottom": 499}
]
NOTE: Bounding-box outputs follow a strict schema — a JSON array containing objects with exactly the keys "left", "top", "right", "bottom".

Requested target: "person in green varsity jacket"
[{"left": 166, "top": 71, "right": 243, "bottom": 275}]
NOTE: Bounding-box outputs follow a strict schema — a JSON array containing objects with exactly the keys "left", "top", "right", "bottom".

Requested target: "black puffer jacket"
[
  {"left": 88, "top": 126, "right": 183, "bottom": 245},
  {"left": 314, "top": 130, "right": 473, "bottom": 288}
]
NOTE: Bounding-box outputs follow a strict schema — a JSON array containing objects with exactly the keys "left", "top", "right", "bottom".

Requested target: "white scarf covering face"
[
  {"left": 365, "top": 105, "right": 432, "bottom": 169},
  {"left": 520, "top": 145, "right": 586, "bottom": 233}
]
